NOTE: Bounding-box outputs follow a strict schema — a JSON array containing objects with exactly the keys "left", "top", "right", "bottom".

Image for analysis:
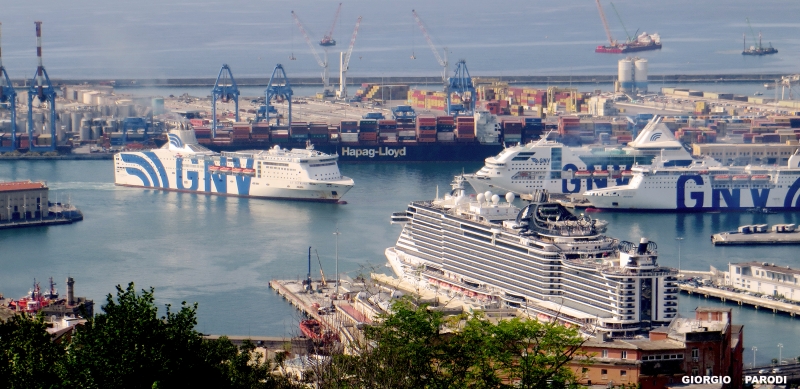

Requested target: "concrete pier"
[{"left": 680, "top": 284, "right": 800, "bottom": 317}]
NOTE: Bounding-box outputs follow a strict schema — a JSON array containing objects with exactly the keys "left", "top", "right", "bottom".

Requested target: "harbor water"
[{"left": 2, "top": 160, "right": 800, "bottom": 366}]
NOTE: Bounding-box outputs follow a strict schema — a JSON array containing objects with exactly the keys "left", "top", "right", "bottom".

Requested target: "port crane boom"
[
  {"left": 745, "top": 18, "right": 761, "bottom": 49},
  {"left": 610, "top": 2, "right": 632, "bottom": 43},
  {"left": 291, "top": 10, "right": 331, "bottom": 95},
  {"left": 412, "top": 9, "right": 448, "bottom": 83},
  {"left": 0, "top": 22, "right": 18, "bottom": 152},
  {"left": 595, "top": 0, "right": 616, "bottom": 46},
  {"left": 338, "top": 16, "right": 362, "bottom": 99},
  {"left": 320, "top": 3, "right": 342, "bottom": 46}
]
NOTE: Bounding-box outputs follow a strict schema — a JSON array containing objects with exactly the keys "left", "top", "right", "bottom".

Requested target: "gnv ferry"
[
  {"left": 584, "top": 150, "right": 800, "bottom": 212},
  {"left": 464, "top": 117, "right": 691, "bottom": 196},
  {"left": 114, "top": 125, "right": 354, "bottom": 202}
]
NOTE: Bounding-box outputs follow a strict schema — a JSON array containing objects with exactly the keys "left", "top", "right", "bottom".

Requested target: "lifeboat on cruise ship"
[
  {"left": 592, "top": 170, "right": 610, "bottom": 177},
  {"left": 621, "top": 170, "right": 633, "bottom": 177},
  {"left": 218, "top": 166, "right": 233, "bottom": 173},
  {"left": 242, "top": 168, "right": 256, "bottom": 175},
  {"left": 732, "top": 175, "right": 750, "bottom": 181},
  {"left": 751, "top": 174, "right": 770, "bottom": 180},
  {"left": 208, "top": 165, "right": 220, "bottom": 172},
  {"left": 574, "top": 170, "right": 592, "bottom": 178},
  {"left": 698, "top": 170, "right": 709, "bottom": 175},
  {"left": 231, "top": 167, "right": 245, "bottom": 174},
  {"left": 712, "top": 175, "right": 730, "bottom": 180}
]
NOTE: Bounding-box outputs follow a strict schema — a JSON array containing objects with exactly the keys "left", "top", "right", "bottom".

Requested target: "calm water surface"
[{"left": 1, "top": 159, "right": 800, "bottom": 365}]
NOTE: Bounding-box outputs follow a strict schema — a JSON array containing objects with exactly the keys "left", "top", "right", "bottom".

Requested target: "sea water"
[{"left": 1, "top": 159, "right": 800, "bottom": 366}]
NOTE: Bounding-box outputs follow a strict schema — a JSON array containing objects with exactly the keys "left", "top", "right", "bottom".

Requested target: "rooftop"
[
  {"left": 0, "top": 181, "right": 47, "bottom": 192},
  {"left": 732, "top": 261, "right": 800, "bottom": 276}
]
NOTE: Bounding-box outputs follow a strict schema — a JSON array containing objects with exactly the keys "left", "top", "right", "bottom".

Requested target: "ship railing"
[
  {"left": 599, "top": 267, "right": 677, "bottom": 277},
  {"left": 421, "top": 270, "right": 493, "bottom": 295}
]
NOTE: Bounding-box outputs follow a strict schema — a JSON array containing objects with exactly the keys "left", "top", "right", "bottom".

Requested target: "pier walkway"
[{"left": 680, "top": 284, "right": 800, "bottom": 317}]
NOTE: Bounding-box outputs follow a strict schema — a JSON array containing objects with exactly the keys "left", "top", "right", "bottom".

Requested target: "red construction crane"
[
  {"left": 595, "top": 0, "right": 616, "bottom": 46},
  {"left": 320, "top": 3, "right": 342, "bottom": 47}
]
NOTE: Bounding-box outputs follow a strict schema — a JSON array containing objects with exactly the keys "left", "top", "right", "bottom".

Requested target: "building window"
[
  {"left": 691, "top": 348, "right": 699, "bottom": 358},
  {"left": 620, "top": 370, "right": 627, "bottom": 380},
  {"left": 621, "top": 351, "right": 627, "bottom": 359},
  {"left": 706, "top": 367, "right": 712, "bottom": 376},
  {"left": 601, "top": 369, "right": 608, "bottom": 378},
  {"left": 692, "top": 368, "right": 699, "bottom": 375},
  {"left": 602, "top": 349, "right": 608, "bottom": 358}
]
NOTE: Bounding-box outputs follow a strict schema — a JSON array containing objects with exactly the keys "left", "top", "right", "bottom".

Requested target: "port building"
[
  {"left": 0, "top": 181, "right": 48, "bottom": 221},
  {"left": 571, "top": 307, "right": 743, "bottom": 389},
  {"left": 725, "top": 262, "right": 800, "bottom": 300}
]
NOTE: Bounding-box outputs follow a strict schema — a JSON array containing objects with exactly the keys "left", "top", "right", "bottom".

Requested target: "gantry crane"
[
  {"left": 27, "top": 21, "right": 57, "bottom": 152},
  {"left": 320, "top": 3, "right": 342, "bottom": 47},
  {"left": 446, "top": 60, "right": 476, "bottom": 116},
  {"left": 595, "top": 0, "right": 617, "bottom": 47},
  {"left": 256, "top": 64, "right": 293, "bottom": 126},
  {"left": 211, "top": 64, "right": 240, "bottom": 137},
  {"left": 291, "top": 10, "right": 333, "bottom": 97},
  {"left": 412, "top": 10, "right": 448, "bottom": 85},
  {"left": 0, "top": 22, "right": 18, "bottom": 152},
  {"left": 337, "top": 16, "right": 362, "bottom": 99}
]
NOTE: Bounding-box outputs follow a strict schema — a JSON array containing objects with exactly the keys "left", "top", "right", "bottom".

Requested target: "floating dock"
[
  {"left": 680, "top": 284, "right": 800, "bottom": 317},
  {"left": 711, "top": 224, "right": 800, "bottom": 245}
]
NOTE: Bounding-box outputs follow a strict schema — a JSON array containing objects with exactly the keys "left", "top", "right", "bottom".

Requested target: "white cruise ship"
[
  {"left": 387, "top": 187, "right": 678, "bottom": 338},
  {"left": 114, "top": 125, "right": 354, "bottom": 202},
  {"left": 464, "top": 117, "right": 692, "bottom": 196},
  {"left": 584, "top": 151, "right": 800, "bottom": 211}
]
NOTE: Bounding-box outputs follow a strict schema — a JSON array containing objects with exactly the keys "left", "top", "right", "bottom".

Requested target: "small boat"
[
  {"left": 208, "top": 165, "right": 220, "bottom": 172},
  {"left": 697, "top": 170, "right": 708, "bottom": 175},
  {"left": 231, "top": 167, "right": 245, "bottom": 174},
  {"left": 732, "top": 175, "right": 750, "bottom": 181},
  {"left": 592, "top": 170, "right": 610, "bottom": 177},
  {"left": 242, "top": 168, "right": 256, "bottom": 175},
  {"left": 712, "top": 175, "right": 730, "bottom": 180},
  {"left": 574, "top": 170, "right": 592, "bottom": 178},
  {"left": 621, "top": 170, "right": 633, "bottom": 177},
  {"left": 218, "top": 166, "right": 233, "bottom": 173},
  {"left": 751, "top": 174, "right": 770, "bottom": 180}
]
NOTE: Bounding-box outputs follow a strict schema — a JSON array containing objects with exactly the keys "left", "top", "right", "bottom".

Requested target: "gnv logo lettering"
[
  {"left": 341, "top": 147, "right": 407, "bottom": 158},
  {"left": 530, "top": 158, "right": 550, "bottom": 164}
]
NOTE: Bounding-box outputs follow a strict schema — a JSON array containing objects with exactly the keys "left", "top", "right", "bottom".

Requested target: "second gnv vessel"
[
  {"left": 388, "top": 188, "right": 678, "bottom": 337},
  {"left": 114, "top": 125, "right": 354, "bottom": 202},
  {"left": 464, "top": 117, "right": 691, "bottom": 196},
  {"left": 584, "top": 150, "right": 800, "bottom": 211}
]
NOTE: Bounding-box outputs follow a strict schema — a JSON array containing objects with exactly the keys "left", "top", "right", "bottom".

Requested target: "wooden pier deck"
[{"left": 680, "top": 284, "right": 800, "bottom": 316}]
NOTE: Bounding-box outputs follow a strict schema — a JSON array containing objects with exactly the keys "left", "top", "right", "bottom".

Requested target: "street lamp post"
[
  {"left": 753, "top": 346, "right": 758, "bottom": 369},
  {"left": 675, "top": 237, "right": 684, "bottom": 278},
  {"left": 333, "top": 228, "right": 341, "bottom": 295},
  {"left": 778, "top": 343, "right": 784, "bottom": 365}
]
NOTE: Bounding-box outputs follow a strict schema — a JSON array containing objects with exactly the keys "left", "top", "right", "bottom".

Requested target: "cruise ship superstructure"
[
  {"left": 584, "top": 150, "right": 800, "bottom": 211},
  {"left": 114, "top": 125, "right": 354, "bottom": 202},
  {"left": 387, "top": 187, "right": 678, "bottom": 337},
  {"left": 464, "top": 117, "right": 692, "bottom": 196}
]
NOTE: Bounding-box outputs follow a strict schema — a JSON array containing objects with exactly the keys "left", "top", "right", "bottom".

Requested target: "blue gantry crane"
[
  {"left": 27, "top": 21, "right": 57, "bottom": 152},
  {"left": 0, "top": 22, "right": 18, "bottom": 152},
  {"left": 211, "top": 64, "right": 240, "bottom": 137},
  {"left": 391, "top": 105, "right": 417, "bottom": 120},
  {"left": 446, "top": 60, "right": 475, "bottom": 117},
  {"left": 256, "top": 64, "right": 293, "bottom": 126}
]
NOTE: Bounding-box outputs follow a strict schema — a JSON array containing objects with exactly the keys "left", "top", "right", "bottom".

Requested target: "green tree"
[
  {"left": 0, "top": 313, "right": 65, "bottom": 389},
  {"left": 322, "top": 298, "right": 588, "bottom": 389}
]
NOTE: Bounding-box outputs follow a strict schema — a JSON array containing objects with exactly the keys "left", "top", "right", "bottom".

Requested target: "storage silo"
[
  {"left": 71, "top": 112, "right": 82, "bottom": 134},
  {"left": 634, "top": 58, "right": 648, "bottom": 93},
  {"left": 618, "top": 58, "right": 634, "bottom": 93},
  {"left": 80, "top": 118, "right": 91, "bottom": 141}
]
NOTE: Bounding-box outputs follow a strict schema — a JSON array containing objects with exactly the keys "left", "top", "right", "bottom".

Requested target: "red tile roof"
[{"left": 0, "top": 181, "right": 47, "bottom": 192}]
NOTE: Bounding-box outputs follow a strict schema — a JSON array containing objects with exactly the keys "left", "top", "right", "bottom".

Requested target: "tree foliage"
[
  {"left": 321, "top": 298, "right": 589, "bottom": 389},
  {"left": 0, "top": 282, "right": 301, "bottom": 389}
]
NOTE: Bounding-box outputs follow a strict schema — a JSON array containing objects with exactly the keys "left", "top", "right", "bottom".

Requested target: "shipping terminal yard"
[{"left": 6, "top": 4, "right": 800, "bottom": 387}]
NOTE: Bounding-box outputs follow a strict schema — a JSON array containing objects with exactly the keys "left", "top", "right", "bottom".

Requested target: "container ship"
[
  {"left": 187, "top": 109, "right": 512, "bottom": 163},
  {"left": 387, "top": 187, "right": 678, "bottom": 337},
  {"left": 583, "top": 150, "right": 800, "bottom": 212},
  {"left": 114, "top": 124, "right": 354, "bottom": 202},
  {"left": 595, "top": 32, "right": 662, "bottom": 54}
]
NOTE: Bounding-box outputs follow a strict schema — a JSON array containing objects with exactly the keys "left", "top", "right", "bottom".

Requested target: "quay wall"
[{"left": 5, "top": 74, "right": 790, "bottom": 88}]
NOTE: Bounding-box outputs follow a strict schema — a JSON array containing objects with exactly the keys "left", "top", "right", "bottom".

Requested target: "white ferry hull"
[
  {"left": 586, "top": 173, "right": 800, "bottom": 211},
  {"left": 114, "top": 149, "right": 353, "bottom": 203}
]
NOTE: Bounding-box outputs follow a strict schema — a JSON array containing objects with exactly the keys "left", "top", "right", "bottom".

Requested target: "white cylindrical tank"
[
  {"left": 80, "top": 119, "right": 91, "bottom": 141},
  {"left": 618, "top": 58, "right": 634, "bottom": 92},
  {"left": 634, "top": 58, "right": 648, "bottom": 93},
  {"left": 71, "top": 112, "right": 81, "bottom": 133},
  {"left": 91, "top": 125, "right": 102, "bottom": 140}
]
